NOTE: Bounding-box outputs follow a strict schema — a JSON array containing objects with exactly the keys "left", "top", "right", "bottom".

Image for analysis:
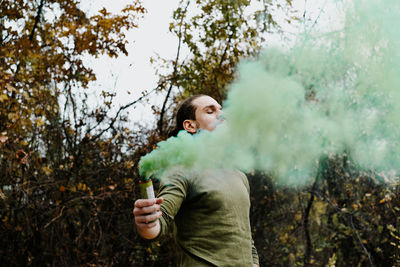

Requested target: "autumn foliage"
[{"left": 1, "top": 0, "right": 400, "bottom": 266}]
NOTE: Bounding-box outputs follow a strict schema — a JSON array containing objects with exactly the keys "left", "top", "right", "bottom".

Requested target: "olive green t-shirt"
[{"left": 156, "top": 168, "right": 259, "bottom": 267}]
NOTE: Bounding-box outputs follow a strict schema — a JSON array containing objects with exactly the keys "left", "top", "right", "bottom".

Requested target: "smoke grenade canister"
[
  {"left": 138, "top": 177, "right": 157, "bottom": 223},
  {"left": 139, "top": 177, "right": 155, "bottom": 199}
]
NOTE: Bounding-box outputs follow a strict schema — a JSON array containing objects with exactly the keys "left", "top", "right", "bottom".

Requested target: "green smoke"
[{"left": 140, "top": 0, "right": 400, "bottom": 184}]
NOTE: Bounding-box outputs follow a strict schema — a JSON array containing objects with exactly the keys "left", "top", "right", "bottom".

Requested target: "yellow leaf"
[
  {"left": 0, "top": 189, "right": 7, "bottom": 200},
  {"left": 8, "top": 112, "right": 18, "bottom": 120},
  {"left": 0, "top": 94, "right": 8, "bottom": 102},
  {"left": 313, "top": 201, "right": 328, "bottom": 225},
  {"left": 294, "top": 212, "right": 302, "bottom": 222},
  {"left": 42, "top": 166, "right": 53, "bottom": 175},
  {"left": 35, "top": 117, "right": 45, "bottom": 127},
  {"left": 125, "top": 161, "right": 134, "bottom": 169},
  {"left": 77, "top": 183, "right": 87, "bottom": 191},
  {"left": 5, "top": 84, "right": 16, "bottom": 92}
]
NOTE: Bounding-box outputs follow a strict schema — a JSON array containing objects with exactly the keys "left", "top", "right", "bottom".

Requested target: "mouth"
[{"left": 217, "top": 114, "right": 225, "bottom": 122}]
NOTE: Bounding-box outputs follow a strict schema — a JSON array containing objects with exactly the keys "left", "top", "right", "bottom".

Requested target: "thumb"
[{"left": 156, "top": 197, "right": 163, "bottom": 204}]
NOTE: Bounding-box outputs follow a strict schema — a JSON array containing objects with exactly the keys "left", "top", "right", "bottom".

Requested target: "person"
[{"left": 133, "top": 95, "right": 259, "bottom": 267}]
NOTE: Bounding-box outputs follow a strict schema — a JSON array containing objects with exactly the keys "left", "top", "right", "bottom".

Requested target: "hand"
[{"left": 133, "top": 197, "right": 163, "bottom": 239}]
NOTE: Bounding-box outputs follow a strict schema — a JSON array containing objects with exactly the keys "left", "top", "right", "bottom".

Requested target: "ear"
[{"left": 183, "top": 119, "right": 198, "bottom": 134}]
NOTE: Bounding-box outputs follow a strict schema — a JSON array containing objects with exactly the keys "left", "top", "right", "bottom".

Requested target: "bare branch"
[
  {"left": 350, "top": 216, "right": 376, "bottom": 267},
  {"left": 29, "top": 0, "right": 45, "bottom": 41},
  {"left": 157, "top": 1, "right": 190, "bottom": 136},
  {"left": 44, "top": 206, "right": 65, "bottom": 229},
  {"left": 89, "top": 86, "right": 159, "bottom": 141},
  {"left": 313, "top": 190, "right": 375, "bottom": 267},
  {"left": 303, "top": 192, "right": 314, "bottom": 266}
]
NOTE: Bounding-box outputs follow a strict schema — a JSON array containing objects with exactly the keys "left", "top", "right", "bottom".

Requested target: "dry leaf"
[{"left": 0, "top": 135, "right": 8, "bottom": 143}]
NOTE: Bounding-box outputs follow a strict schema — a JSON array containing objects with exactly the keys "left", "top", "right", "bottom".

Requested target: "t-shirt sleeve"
[
  {"left": 236, "top": 170, "right": 250, "bottom": 194},
  {"left": 155, "top": 170, "right": 189, "bottom": 240}
]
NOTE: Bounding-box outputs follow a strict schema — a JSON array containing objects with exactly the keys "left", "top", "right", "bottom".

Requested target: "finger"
[
  {"left": 155, "top": 197, "right": 163, "bottom": 204},
  {"left": 143, "top": 221, "right": 158, "bottom": 228},
  {"left": 136, "top": 221, "right": 158, "bottom": 229},
  {"left": 135, "top": 211, "right": 162, "bottom": 223},
  {"left": 133, "top": 204, "right": 160, "bottom": 216},
  {"left": 135, "top": 212, "right": 162, "bottom": 227},
  {"left": 140, "top": 204, "right": 160, "bottom": 214},
  {"left": 135, "top": 198, "right": 156, "bottom": 208},
  {"left": 136, "top": 211, "right": 162, "bottom": 223},
  {"left": 133, "top": 207, "right": 143, "bottom": 216}
]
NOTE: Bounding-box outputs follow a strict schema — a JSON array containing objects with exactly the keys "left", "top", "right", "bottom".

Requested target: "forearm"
[{"left": 135, "top": 171, "right": 187, "bottom": 241}]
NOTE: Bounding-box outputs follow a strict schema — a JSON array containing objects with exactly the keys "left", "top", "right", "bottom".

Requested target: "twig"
[
  {"left": 157, "top": 1, "right": 190, "bottom": 136},
  {"left": 313, "top": 190, "right": 375, "bottom": 267},
  {"left": 303, "top": 191, "right": 314, "bottom": 266},
  {"left": 303, "top": 160, "right": 326, "bottom": 266},
  {"left": 44, "top": 206, "right": 65, "bottom": 229},
  {"left": 306, "top": 0, "right": 328, "bottom": 34},
  {"left": 350, "top": 216, "right": 375, "bottom": 267},
  {"left": 29, "top": 0, "right": 45, "bottom": 41},
  {"left": 89, "top": 86, "right": 158, "bottom": 141}
]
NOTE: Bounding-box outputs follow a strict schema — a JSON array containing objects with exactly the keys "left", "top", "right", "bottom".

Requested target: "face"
[{"left": 183, "top": 95, "right": 222, "bottom": 133}]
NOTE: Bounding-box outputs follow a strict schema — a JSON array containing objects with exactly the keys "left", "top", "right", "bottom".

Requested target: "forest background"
[{"left": 1, "top": 0, "right": 399, "bottom": 266}]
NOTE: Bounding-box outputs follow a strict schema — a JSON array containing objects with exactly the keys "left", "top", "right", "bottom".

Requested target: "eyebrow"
[{"left": 202, "top": 104, "right": 222, "bottom": 110}]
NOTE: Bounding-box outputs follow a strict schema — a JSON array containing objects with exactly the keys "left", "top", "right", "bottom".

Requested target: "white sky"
[
  {"left": 80, "top": 0, "right": 345, "bottom": 128},
  {"left": 81, "top": 0, "right": 181, "bottom": 127}
]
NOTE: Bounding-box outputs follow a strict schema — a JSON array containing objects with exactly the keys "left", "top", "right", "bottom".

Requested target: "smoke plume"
[{"left": 140, "top": 0, "right": 400, "bottom": 185}]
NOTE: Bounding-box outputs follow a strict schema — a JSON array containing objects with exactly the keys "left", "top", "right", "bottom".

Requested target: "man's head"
[{"left": 169, "top": 95, "right": 222, "bottom": 137}]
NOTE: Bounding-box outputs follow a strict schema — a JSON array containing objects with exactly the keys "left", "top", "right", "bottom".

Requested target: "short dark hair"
[{"left": 168, "top": 95, "right": 205, "bottom": 137}]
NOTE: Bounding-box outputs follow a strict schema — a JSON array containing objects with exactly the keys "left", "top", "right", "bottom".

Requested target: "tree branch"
[
  {"left": 214, "top": 15, "right": 234, "bottom": 101},
  {"left": 89, "top": 86, "right": 159, "bottom": 141},
  {"left": 29, "top": 0, "right": 45, "bottom": 41},
  {"left": 157, "top": 1, "right": 190, "bottom": 136},
  {"left": 303, "top": 191, "right": 314, "bottom": 266},
  {"left": 350, "top": 216, "right": 375, "bottom": 267},
  {"left": 303, "top": 160, "right": 325, "bottom": 266},
  {"left": 44, "top": 206, "right": 65, "bottom": 229},
  {"left": 312, "top": 191, "right": 376, "bottom": 267}
]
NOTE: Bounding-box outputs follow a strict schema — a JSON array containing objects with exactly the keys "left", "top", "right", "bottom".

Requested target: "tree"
[
  {"left": 3, "top": 1, "right": 397, "bottom": 266},
  {"left": 147, "top": 1, "right": 400, "bottom": 266},
  {"left": 154, "top": 0, "right": 295, "bottom": 136},
  {"left": 0, "top": 0, "right": 144, "bottom": 140},
  {"left": 0, "top": 1, "right": 150, "bottom": 265}
]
